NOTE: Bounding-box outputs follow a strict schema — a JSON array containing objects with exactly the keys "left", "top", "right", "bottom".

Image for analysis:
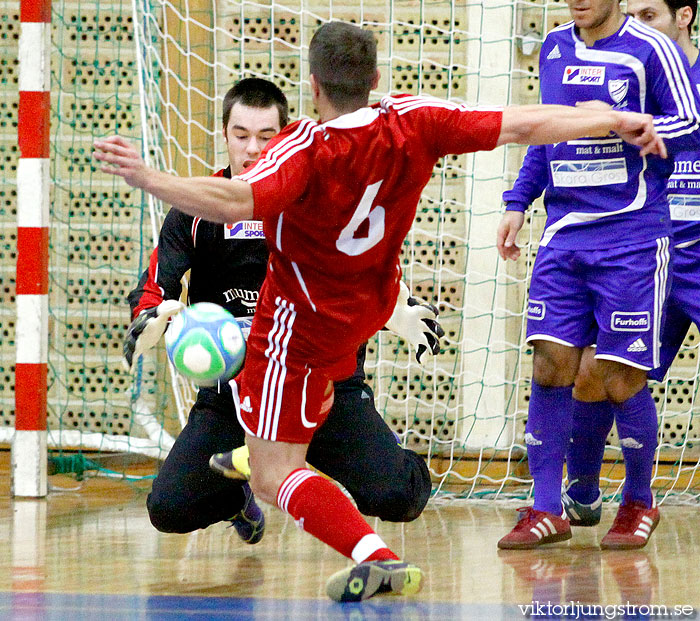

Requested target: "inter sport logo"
[
  {"left": 225, "top": 220, "right": 264, "bottom": 240},
  {"left": 562, "top": 66, "right": 605, "bottom": 85}
]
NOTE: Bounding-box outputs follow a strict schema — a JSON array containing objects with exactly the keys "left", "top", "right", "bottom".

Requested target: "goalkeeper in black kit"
[{"left": 124, "top": 78, "right": 440, "bottom": 542}]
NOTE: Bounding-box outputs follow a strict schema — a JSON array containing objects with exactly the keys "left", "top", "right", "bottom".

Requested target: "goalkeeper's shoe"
[
  {"left": 498, "top": 507, "right": 572, "bottom": 550},
  {"left": 325, "top": 560, "right": 423, "bottom": 603},
  {"left": 227, "top": 482, "right": 265, "bottom": 545},
  {"left": 209, "top": 445, "right": 251, "bottom": 480},
  {"left": 562, "top": 481, "right": 603, "bottom": 526}
]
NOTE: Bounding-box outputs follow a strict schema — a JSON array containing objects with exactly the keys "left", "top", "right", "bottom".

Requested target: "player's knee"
[
  {"left": 389, "top": 469, "right": 431, "bottom": 522},
  {"left": 357, "top": 489, "right": 424, "bottom": 522},
  {"left": 532, "top": 343, "right": 579, "bottom": 386},
  {"left": 147, "top": 491, "right": 191, "bottom": 533},
  {"left": 572, "top": 347, "right": 605, "bottom": 401},
  {"left": 604, "top": 377, "right": 646, "bottom": 404},
  {"left": 601, "top": 366, "right": 647, "bottom": 404},
  {"left": 355, "top": 454, "right": 431, "bottom": 522},
  {"left": 574, "top": 366, "right": 606, "bottom": 401},
  {"left": 249, "top": 471, "right": 281, "bottom": 507}
]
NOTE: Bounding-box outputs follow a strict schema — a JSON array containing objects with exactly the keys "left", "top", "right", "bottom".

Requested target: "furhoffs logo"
[
  {"left": 527, "top": 300, "right": 546, "bottom": 320},
  {"left": 611, "top": 311, "right": 650, "bottom": 332}
]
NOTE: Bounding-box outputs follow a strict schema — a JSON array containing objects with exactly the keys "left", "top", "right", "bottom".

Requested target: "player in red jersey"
[
  {"left": 125, "top": 78, "right": 436, "bottom": 544},
  {"left": 95, "top": 20, "right": 666, "bottom": 602}
]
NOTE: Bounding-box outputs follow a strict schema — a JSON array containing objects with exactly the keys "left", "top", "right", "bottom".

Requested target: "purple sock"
[
  {"left": 566, "top": 399, "right": 615, "bottom": 504},
  {"left": 613, "top": 388, "right": 658, "bottom": 508},
  {"left": 527, "top": 382, "right": 573, "bottom": 515}
]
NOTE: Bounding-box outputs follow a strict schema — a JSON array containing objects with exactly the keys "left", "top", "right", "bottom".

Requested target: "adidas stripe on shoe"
[
  {"left": 325, "top": 560, "right": 423, "bottom": 602},
  {"left": 498, "top": 507, "right": 572, "bottom": 550},
  {"left": 600, "top": 500, "right": 660, "bottom": 550}
]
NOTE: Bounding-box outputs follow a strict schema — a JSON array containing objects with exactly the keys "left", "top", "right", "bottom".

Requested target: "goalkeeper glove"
[
  {"left": 123, "top": 299, "right": 184, "bottom": 372},
  {"left": 385, "top": 281, "right": 444, "bottom": 364}
]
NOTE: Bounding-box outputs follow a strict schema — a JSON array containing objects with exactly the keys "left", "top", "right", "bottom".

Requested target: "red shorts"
[{"left": 231, "top": 295, "right": 355, "bottom": 443}]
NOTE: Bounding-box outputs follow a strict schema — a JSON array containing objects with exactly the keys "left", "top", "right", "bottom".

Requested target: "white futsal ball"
[{"left": 164, "top": 302, "right": 246, "bottom": 386}]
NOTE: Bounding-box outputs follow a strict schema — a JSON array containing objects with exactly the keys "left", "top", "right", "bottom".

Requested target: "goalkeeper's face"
[{"left": 223, "top": 103, "right": 282, "bottom": 175}]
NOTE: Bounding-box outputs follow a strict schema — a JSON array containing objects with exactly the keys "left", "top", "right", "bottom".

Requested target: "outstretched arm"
[
  {"left": 497, "top": 105, "right": 667, "bottom": 158},
  {"left": 93, "top": 136, "right": 254, "bottom": 223}
]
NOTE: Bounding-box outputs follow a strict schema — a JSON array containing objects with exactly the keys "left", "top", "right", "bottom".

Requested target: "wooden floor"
[{"left": 1, "top": 471, "right": 699, "bottom": 620}]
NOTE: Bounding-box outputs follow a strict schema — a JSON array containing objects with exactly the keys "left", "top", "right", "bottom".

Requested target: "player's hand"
[
  {"left": 575, "top": 103, "right": 666, "bottom": 158},
  {"left": 93, "top": 136, "right": 153, "bottom": 188},
  {"left": 385, "top": 281, "right": 444, "bottom": 364},
  {"left": 497, "top": 210, "right": 525, "bottom": 261},
  {"left": 614, "top": 111, "right": 667, "bottom": 159},
  {"left": 123, "top": 299, "right": 185, "bottom": 372}
]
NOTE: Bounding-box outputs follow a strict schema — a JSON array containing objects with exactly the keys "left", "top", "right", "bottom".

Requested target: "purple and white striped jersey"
[
  {"left": 503, "top": 17, "right": 700, "bottom": 250},
  {"left": 665, "top": 56, "right": 700, "bottom": 247}
]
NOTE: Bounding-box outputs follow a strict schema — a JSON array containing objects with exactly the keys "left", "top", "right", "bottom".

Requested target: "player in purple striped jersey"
[
  {"left": 496, "top": 0, "right": 700, "bottom": 550},
  {"left": 561, "top": 0, "right": 700, "bottom": 550}
]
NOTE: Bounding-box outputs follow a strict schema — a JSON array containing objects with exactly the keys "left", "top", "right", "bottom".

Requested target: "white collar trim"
[{"left": 322, "top": 107, "right": 379, "bottom": 129}]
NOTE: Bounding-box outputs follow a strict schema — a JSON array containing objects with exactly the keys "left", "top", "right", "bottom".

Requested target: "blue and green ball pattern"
[{"left": 164, "top": 302, "right": 246, "bottom": 386}]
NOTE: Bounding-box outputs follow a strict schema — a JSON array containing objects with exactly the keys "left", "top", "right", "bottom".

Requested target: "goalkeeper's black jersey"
[
  {"left": 127, "top": 166, "right": 367, "bottom": 383},
  {"left": 128, "top": 166, "right": 268, "bottom": 320}
]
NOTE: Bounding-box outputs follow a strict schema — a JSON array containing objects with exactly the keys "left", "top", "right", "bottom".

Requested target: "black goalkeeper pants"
[{"left": 147, "top": 379, "right": 431, "bottom": 533}]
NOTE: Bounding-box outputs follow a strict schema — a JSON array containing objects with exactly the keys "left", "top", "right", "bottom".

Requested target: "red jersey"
[{"left": 238, "top": 94, "right": 502, "bottom": 377}]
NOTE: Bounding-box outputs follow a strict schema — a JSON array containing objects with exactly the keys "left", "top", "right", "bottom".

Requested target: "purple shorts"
[
  {"left": 526, "top": 238, "right": 672, "bottom": 370},
  {"left": 648, "top": 241, "right": 700, "bottom": 381}
]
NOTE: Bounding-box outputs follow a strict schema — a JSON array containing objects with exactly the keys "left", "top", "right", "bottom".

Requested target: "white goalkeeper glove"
[
  {"left": 385, "top": 280, "right": 444, "bottom": 364},
  {"left": 123, "top": 299, "right": 185, "bottom": 372}
]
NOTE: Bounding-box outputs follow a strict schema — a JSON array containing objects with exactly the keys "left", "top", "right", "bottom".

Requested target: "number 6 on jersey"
[{"left": 336, "top": 180, "right": 385, "bottom": 256}]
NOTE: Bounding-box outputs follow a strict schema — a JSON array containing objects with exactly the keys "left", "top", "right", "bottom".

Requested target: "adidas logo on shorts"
[{"left": 626, "top": 338, "right": 647, "bottom": 352}]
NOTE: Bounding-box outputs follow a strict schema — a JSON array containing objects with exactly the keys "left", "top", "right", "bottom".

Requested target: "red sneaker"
[
  {"left": 498, "top": 507, "right": 572, "bottom": 550},
  {"left": 600, "top": 500, "right": 660, "bottom": 550}
]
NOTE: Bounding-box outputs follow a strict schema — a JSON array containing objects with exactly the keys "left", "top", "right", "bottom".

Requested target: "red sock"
[{"left": 277, "top": 469, "right": 399, "bottom": 563}]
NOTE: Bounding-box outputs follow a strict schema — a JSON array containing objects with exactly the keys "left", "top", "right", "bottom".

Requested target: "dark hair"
[
  {"left": 222, "top": 78, "right": 289, "bottom": 129},
  {"left": 309, "top": 21, "right": 377, "bottom": 112},
  {"left": 665, "top": 0, "right": 698, "bottom": 34}
]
